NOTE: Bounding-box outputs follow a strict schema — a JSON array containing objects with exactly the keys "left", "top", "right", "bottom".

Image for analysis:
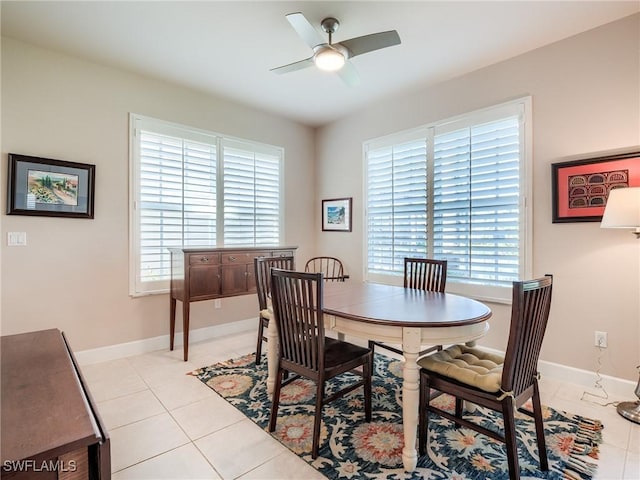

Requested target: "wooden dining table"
[{"left": 265, "top": 281, "right": 492, "bottom": 473}]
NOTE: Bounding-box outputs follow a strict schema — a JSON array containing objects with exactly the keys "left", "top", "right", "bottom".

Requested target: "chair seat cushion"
[
  {"left": 418, "top": 345, "right": 504, "bottom": 393},
  {"left": 324, "top": 337, "right": 371, "bottom": 368}
]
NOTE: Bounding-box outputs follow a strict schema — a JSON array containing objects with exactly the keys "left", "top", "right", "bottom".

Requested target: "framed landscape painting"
[
  {"left": 322, "top": 197, "right": 352, "bottom": 232},
  {"left": 551, "top": 151, "right": 640, "bottom": 223},
  {"left": 7, "top": 153, "right": 95, "bottom": 219}
]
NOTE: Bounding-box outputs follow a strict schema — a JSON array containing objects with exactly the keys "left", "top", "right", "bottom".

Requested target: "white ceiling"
[{"left": 2, "top": 1, "right": 638, "bottom": 127}]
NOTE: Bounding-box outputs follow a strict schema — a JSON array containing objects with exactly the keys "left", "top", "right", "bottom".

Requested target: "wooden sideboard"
[
  {"left": 1, "top": 329, "right": 110, "bottom": 479},
  {"left": 169, "top": 245, "right": 297, "bottom": 361}
]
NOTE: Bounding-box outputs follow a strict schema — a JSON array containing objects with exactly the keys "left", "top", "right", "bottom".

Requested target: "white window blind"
[
  {"left": 223, "top": 140, "right": 281, "bottom": 246},
  {"left": 137, "top": 130, "right": 217, "bottom": 294},
  {"left": 433, "top": 117, "right": 521, "bottom": 288},
  {"left": 365, "top": 99, "right": 531, "bottom": 302},
  {"left": 367, "top": 138, "right": 427, "bottom": 276},
  {"left": 131, "top": 115, "right": 282, "bottom": 295}
]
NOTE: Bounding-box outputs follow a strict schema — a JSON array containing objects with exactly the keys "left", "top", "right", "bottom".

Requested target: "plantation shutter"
[
  {"left": 367, "top": 137, "right": 428, "bottom": 276},
  {"left": 222, "top": 139, "right": 281, "bottom": 246},
  {"left": 131, "top": 115, "right": 284, "bottom": 296},
  {"left": 137, "top": 130, "right": 217, "bottom": 290},
  {"left": 432, "top": 116, "right": 521, "bottom": 287},
  {"left": 364, "top": 98, "right": 530, "bottom": 301}
]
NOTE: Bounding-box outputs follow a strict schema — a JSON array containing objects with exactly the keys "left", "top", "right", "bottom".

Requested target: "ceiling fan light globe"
[{"left": 314, "top": 48, "right": 345, "bottom": 71}]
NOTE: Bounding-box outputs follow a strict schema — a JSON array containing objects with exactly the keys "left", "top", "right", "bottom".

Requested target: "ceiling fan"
[{"left": 271, "top": 12, "right": 401, "bottom": 86}]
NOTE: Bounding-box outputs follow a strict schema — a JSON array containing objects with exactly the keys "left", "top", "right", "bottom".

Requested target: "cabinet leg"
[
  {"left": 170, "top": 298, "right": 176, "bottom": 351},
  {"left": 182, "top": 300, "right": 190, "bottom": 361}
]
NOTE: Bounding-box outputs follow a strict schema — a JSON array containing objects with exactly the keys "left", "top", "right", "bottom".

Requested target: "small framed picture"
[
  {"left": 7, "top": 153, "right": 95, "bottom": 219},
  {"left": 322, "top": 197, "right": 352, "bottom": 232},
  {"left": 551, "top": 151, "right": 640, "bottom": 223}
]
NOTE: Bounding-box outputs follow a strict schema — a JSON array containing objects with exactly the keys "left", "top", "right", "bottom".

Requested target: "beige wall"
[
  {"left": 2, "top": 14, "right": 639, "bottom": 381},
  {"left": 315, "top": 14, "right": 640, "bottom": 381},
  {"left": 1, "top": 38, "right": 316, "bottom": 351}
]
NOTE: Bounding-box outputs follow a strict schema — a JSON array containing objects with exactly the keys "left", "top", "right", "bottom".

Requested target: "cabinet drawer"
[
  {"left": 222, "top": 251, "right": 270, "bottom": 264},
  {"left": 272, "top": 250, "right": 295, "bottom": 258},
  {"left": 189, "top": 253, "right": 220, "bottom": 265}
]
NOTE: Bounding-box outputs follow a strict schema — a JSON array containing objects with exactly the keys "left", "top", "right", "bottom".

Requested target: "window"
[
  {"left": 365, "top": 99, "right": 531, "bottom": 303},
  {"left": 130, "top": 115, "right": 283, "bottom": 295}
]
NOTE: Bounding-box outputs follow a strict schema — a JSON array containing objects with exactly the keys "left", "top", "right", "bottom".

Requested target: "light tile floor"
[{"left": 80, "top": 329, "right": 640, "bottom": 480}]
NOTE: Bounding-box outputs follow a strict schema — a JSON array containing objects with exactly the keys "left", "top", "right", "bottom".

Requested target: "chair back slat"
[
  {"left": 254, "top": 256, "right": 295, "bottom": 310},
  {"left": 501, "top": 275, "right": 553, "bottom": 396},
  {"left": 404, "top": 258, "right": 447, "bottom": 292},
  {"left": 305, "top": 256, "right": 347, "bottom": 282},
  {"left": 271, "top": 269, "right": 324, "bottom": 374}
]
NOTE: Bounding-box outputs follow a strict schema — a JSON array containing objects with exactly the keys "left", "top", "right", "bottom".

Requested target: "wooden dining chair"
[
  {"left": 404, "top": 257, "right": 447, "bottom": 292},
  {"left": 304, "top": 256, "right": 349, "bottom": 282},
  {"left": 418, "top": 275, "right": 554, "bottom": 480},
  {"left": 254, "top": 255, "right": 295, "bottom": 364},
  {"left": 268, "top": 269, "right": 372, "bottom": 459},
  {"left": 369, "top": 257, "right": 447, "bottom": 358}
]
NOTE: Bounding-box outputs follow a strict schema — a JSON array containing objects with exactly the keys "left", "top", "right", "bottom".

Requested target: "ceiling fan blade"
[
  {"left": 270, "top": 57, "right": 315, "bottom": 74},
  {"left": 337, "top": 60, "right": 360, "bottom": 87},
  {"left": 339, "top": 30, "right": 401, "bottom": 58},
  {"left": 286, "top": 12, "right": 325, "bottom": 49}
]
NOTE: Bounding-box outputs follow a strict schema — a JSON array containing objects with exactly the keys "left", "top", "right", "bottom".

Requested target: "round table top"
[{"left": 322, "top": 281, "right": 492, "bottom": 328}]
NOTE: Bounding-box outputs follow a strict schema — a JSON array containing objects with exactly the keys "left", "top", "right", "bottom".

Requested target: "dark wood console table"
[
  {"left": 169, "top": 245, "right": 297, "bottom": 361},
  {"left": 1, "top": 329, "right": 110, "bottom": 479}
]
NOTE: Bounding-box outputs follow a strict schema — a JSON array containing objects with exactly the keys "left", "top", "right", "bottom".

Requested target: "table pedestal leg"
[
  {"left": 266, "top": 315, "right": 279, "bottom": 397},
  {"left": 401, "top": 327, "right": 421, "bottom": 472}
]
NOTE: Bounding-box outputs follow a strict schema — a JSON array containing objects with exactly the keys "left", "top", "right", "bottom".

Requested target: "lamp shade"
[{"left": 601, "top": 187, "right": 640, "bottom": 233}]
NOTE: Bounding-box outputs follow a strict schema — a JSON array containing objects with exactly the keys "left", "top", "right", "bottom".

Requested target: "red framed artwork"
[{"left": 551, "top": 151, "right": 640, "bottom": 223}]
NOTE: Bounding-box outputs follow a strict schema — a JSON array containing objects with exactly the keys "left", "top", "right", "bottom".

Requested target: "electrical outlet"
[
  {"left": 214, "top": 299, "right": 221, "bottom": 309},
  {"left": 594, "top": 331, "right": 607, "bottom": 348}
]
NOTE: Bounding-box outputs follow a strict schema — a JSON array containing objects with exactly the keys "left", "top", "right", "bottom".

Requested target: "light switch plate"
[{"left": 7, "top": 232, "right": 27, "bottom": 246}]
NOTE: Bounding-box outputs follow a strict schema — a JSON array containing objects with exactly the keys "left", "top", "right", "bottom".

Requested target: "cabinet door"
[
  {"left": 221, "top": 264, "right": 248, "bottom": 295},
  {"left": 246, "top": 262, "right": 257, "bottom": 292},
  {"left": 189, "top": 265, "right": 221, "bottom": 299}
]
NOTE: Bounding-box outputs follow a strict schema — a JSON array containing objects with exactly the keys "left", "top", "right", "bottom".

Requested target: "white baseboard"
[
  {"left": 537, "top": 358, "right": 636, "bottom": 398},
  {"left": 75, "top": 325, "right": 636, "bottom": 397},
  {"left": 480, "top": 346, "right": 636, "bottom": 398},
  {"left": 75, "top": 318, "right": 256, "bottom": 366}
]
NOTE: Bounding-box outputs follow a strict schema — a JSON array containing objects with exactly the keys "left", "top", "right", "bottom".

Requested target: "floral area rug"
[{"left": 191, "top": 353, "right": 602, "bottom": 480}]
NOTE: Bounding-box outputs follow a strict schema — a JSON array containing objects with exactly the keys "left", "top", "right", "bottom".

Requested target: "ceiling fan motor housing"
[{"left": 313, "top": 43, "right": 349, "bottom": 59}]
